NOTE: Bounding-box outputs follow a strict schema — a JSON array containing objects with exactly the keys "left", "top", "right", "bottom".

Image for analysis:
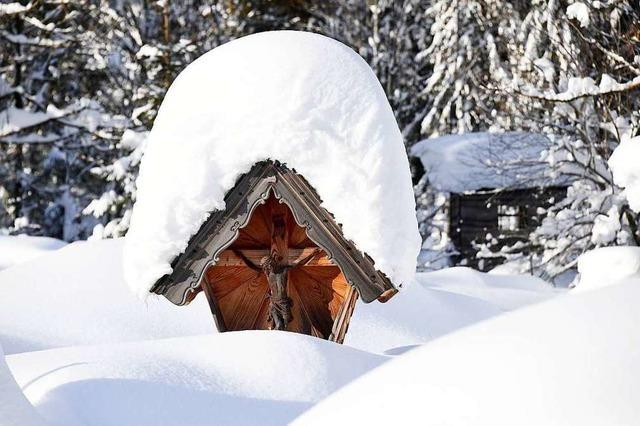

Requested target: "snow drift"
[
  {"left": 347, "top": 267, "right": 558, "bottom": 353},
  {"left": 124, "top": 31, "right": 420, "bottom": 298},
  {"left": 0, "top": 235, "right": 66, "bottom": 271},
  {"left": 0, "top": 237, "right": 566, "bottom": 425},
  {"left": 0, "top": 239, "right": 213, "bottom": 355},
  {"left": 7, "top": 332, "right": 385, "bottom": 426},
  {"left": 295, "top": 278, "right": 640, "bottom": 426},
  {"left": 0, "top": 343, "right": 45, "bottom": 426}
]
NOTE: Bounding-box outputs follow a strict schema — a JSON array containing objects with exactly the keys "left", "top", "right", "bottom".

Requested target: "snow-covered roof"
[
  {"left": 410, "top": 132, "right": 565, "bottom": 193},
  {"left": 123, "top": 31, "right": 421, "bottom": 298}
]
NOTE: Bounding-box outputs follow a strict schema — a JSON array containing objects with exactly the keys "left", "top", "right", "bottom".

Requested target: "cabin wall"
[{"left": 449, "top": 186, "right": 567, "bottom": 271}]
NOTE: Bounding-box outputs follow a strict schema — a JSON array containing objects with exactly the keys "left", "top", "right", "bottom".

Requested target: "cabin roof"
[
  {"left": 151, "top": 161, "right": 396, "bottom": 305},
  {"left": 123, "top": 31, "right": 420, "bottom": 299},
  {"left": 410, "top": 132, "right": 570, "bottom": 193}
]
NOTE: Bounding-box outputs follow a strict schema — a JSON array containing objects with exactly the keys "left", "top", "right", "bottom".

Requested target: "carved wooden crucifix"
[{"left": 233, "top": 212, "right": 320, "bottom": 330}]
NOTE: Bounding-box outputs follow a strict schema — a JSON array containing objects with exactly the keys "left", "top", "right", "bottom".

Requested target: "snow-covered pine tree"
[
  {"left": 418, "top": 0, "right": 519, "bottom": 137},
  {"left": 409, "top": 0, "right": 521, "bottom": 267},
  {"left": 0, "top": 0, "right": 290, "bottom": 240},
  {"left": 0, "top": 2, "right": 138, "bottom": 240}
]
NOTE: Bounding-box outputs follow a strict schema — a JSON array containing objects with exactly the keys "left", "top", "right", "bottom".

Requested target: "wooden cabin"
[
  {"left": 150, "top": 160, "right": 397, "bottom": 343},
  {"left": 448, "top": 186, "right": 567, "bottom": 270},
  {"left": 410, "top": 132, "right": 570, "bottom": 271}
]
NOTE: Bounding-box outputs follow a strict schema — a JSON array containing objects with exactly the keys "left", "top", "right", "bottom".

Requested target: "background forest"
[{"left": 1, "top": 0, "right": 639, "bottom": 280}]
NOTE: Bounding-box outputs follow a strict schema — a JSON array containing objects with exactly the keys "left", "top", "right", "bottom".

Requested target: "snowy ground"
[
  {"left": 296, "top": 277, "right": 640, "bottom": 426},
  {"left": 1, "top": 238, "right": 638, "bottom": 425}
]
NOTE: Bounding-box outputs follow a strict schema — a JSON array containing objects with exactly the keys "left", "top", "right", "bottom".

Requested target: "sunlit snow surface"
[
  {"left": 7, "top": 333, "right": 384, "bottom": 426},
  {"left": 610, "top": 135, "right": 640, "bottom": 212},
  {"left": 0, "top": 235, "right": 66, "bottom": 271},
  {"left": 0, "top": 344, "right": 45, "bottom": 426},
  {"left": 576, "top": 246, "right": 640, "bottom": 292},
  {"left": 0, "top": 239, "right": 212, "bottom": 356},
  {"left": 296, "top": 278, "right": 640, "bottom": 426},
  {"left": 2, "top": 238, "right": 639, "bottom": 425}
]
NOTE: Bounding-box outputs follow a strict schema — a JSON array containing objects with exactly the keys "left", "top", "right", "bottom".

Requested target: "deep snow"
[
  {"left": 347, "top": 266, "right": 558, "bottom": 353},
  {"left": 5, "top": 238, "right": 638, "bottom": 426},
  {"left": 124, "top": 31, "right": 421, "bottom": 299},
  {"left": 0, "top": 239, "right": 212, "bottom": 355},
  {"left": 295, "top": 278, "right": 640, "bottom": 426},
  {"left": 7, "top": 332, "right": 384, "bottom": 426},
  {"left": 409, "top": 132, "right": 563, "bottom": 193}
]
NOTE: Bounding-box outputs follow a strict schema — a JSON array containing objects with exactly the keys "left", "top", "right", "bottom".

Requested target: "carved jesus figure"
[{"left": 234, "top": 248, "right": 319, "bottom": 330}]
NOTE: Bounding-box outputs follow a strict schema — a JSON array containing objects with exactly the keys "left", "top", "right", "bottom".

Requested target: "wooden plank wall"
[{"left": 449, "top": 186, "right": 567, "bottom": 271}]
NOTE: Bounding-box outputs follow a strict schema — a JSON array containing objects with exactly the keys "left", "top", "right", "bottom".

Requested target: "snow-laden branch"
[
  {"left": 0, "top": 107, "right": 67, "bottom": 139},
  {"left": 0, "top": 98, "right": 128, "bottom": 143},
  {"left": 0, "top": 105, "right": 89, "bottom": 141},
  {"left": 514, "top": 75, "right": 640, "bottom": 103},
  {"left": 0, "top": 2, "right": 32, "bottom": 16},
  {"left": 566, "top": 13, "right": 640, "bottom": 76},
  {"left": 0, "top": 31, "right": 67, "bottom": 48}
]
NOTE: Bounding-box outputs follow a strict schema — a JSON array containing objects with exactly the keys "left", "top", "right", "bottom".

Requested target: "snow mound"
[
  {"left": 576, "top": 246, "right": 640, "bottom": 292},
  {"left": 566, "top": 2, "right": 590, "bottom": 28},
  {"left": 0, "top": 343, "right": 45, "bottom": 426},
  {"left": 418, "top": 267, "right": 558, "bottom": 310},
  {"left": 0, "top": 238, "right": 212, "bottom": 355},
  {"left": 7, "top": 332, "right": 385, "bottom": 426},
  {"left": 0, "top": 235, "right": 66, "bottom": 271},
  {"left": 347, "top": 267, "right": 558, "bottom": 353},
  {"left": 124, "top": 30, "right": 420, "bottom": 298},
  {"left": 609, "top": 135, "right": 640, "bottom": 212},
  {"left": 295, "top": 278, "right": 640, "bottom": 426}
]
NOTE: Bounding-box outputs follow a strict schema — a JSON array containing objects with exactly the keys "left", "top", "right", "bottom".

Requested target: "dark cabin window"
[{"left": 497, "top": 205, "right": 523, "bottom": 232}]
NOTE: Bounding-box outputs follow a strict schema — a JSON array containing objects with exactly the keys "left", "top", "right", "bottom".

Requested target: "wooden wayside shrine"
[{"left": 151, "top": 160, "right": 397, "bottom": 343}]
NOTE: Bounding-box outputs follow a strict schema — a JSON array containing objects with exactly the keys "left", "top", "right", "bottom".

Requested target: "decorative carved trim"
[{"left": 151, "top": 161, "right": 396, "bottom": 306}]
